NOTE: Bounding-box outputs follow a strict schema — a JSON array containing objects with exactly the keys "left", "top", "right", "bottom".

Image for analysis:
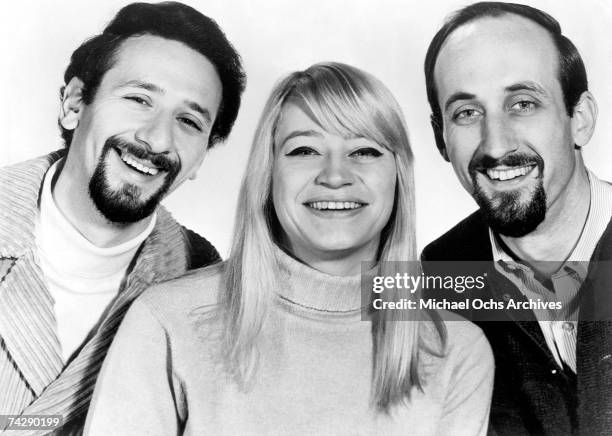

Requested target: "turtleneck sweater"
[
  {"left": 85, "top": 248, "right": 493, "bottom": 435},
  {"left": 35, "top": 160, "right": 156, "bottom": 363}
]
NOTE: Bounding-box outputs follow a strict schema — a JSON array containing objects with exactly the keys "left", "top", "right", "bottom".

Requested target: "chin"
[
  {"left": 315, "top": 238, "right": 374, "bottom": 256},
  {"left": 474, "top": 183, "right": 547, "bottom": 238}
]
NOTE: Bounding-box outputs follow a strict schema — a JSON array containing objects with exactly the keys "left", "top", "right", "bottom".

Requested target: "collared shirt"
[{"left": 489, "top": 170, "right": 612, "bottom": 372}]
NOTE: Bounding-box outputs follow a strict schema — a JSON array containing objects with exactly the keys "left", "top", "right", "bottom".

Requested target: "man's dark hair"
[
  {"left": 60, "top": 1, "right": 245, "bottom": 148},
  {"left": 424, "top": 1, "right": 588, "bottom": 158}
]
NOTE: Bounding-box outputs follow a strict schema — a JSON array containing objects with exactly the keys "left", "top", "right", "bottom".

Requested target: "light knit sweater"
[{"left": 85, "top": 249, "right": 493, "bottom": 435}]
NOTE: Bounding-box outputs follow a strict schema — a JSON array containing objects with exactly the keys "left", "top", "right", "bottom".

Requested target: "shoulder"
[
  {"left": 153, "top": 208, "right": 221, "bottom": 270},
  {"left": 422, "top": 311, "right": 489, "bottom": 352},
  {"left": 0, "top": 152, "right": 63, "bottom": 193},
  {"left": 180, "top": 226, "right": 221, "bottom": 268},
  {"left": 0, "top": 152, "right": 64, "bottom": 247},
  {"left": 116, "top": 263, "right": 227, "bottom": 375},
  {"left": 443, "top": 313, "right": 494, "bottom": 387},
  {"left": 421, "top": 210, "right": 491, "bottom": 261},
  {"left": 421, "top": 312, "right": 493, "bottom": 373},
  {"left": 443, "top": 312, "right": 491, "bottom": 359},
  {"left": 0, "top": 151, "right": 63, "bottom": 174},
  {"left": 136, "top": 262, "right": 226, "bottom": 326}
]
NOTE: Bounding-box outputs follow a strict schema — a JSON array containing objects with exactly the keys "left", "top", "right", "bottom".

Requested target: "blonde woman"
[{"left": 85, "top": 62, "right": 493, "bottom": 435}]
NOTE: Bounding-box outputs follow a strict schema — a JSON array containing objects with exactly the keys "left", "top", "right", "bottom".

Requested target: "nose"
[
  {"left": 134, "top": 112, "right": 174, "bottom": 153},
  {"left": 314, "top": 154, "right": 354, "bottom": 188},
  {"left": 479, "top": 113, "right": 518, "bottom": 159}
]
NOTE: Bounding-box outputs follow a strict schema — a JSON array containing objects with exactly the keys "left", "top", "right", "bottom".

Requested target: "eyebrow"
[
  {"left": 444, "top": 92, "right": 476, "bottom": 112},
  {"left": 186, "top": 101, "right": 212, "bottom": 124},
  {"left": 278, "top": 129, "right": 323, "bottom": 148},
  {"left": 121, "top": 80, "right": 162, "bottom": 93},
  {"left": 443, "top": 81, "right": 550, "bottom": 113},
  {"left": 505, "top": 81, "right": 549, "bottom": 97},
  {"left": 120, "top": 80, "right": 212, "bottom": 124}
]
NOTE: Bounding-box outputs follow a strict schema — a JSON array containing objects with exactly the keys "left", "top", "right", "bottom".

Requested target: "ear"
[
  {"left": 59, "top": 77, "right": 85, "bottom": 131},
  {"left": 571, "top": 91, "right": 598, "bottom": 148}
]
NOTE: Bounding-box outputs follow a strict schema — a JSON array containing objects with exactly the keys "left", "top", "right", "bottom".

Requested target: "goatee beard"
[
  {"left": 88, "top": 136, "right": 180, "bottom": 225},
  {"left": 473, "top": 180, "right": 546, "bottom": 237},
  {"left": 469, "top": 152, "right": 546, "bottom": 237}
]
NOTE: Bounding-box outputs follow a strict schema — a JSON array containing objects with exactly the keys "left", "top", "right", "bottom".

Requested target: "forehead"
[
  {"left": 275, "top": 103, "right": 325, "bottom": 141},
  {"left": 100, "top": 34, "right": 222, "bottom": 104},
  {"left": 434, "top": 14, "right": 561, "bottom": 103}
]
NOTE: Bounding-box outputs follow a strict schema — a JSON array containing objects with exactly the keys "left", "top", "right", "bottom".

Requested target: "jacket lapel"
[
  {"left": 460, "top": 214, "right": 552, "bottom": 357},
  {"left": 0, "top": 254, "right": 64, "bottom": 397},
  {"left": 0, "top": 152, "right": 192, "bottom": 435},
  {"left": 19, "top": 208, "right": 190, "bottom": 429},
  {"left": 484, "top": 267, "right": 552, "bottom": 354},
  {"left": 0, "top": 152, "right": 65, "bottom": 402}
]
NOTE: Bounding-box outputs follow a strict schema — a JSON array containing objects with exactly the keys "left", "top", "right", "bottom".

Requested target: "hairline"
[
  {"left": 431, "top": 10, "right": 568, "bottom": 124},
  {"left": 88, "top": 33, "right": 220, "bottom": 102}
]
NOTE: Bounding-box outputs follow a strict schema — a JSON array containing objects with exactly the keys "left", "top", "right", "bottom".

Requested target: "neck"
[
  {"left": 53, "top": 160, "right": 152, "bottom": 248},
  {"left": 500, "top": 161, "right": 590, "bottom": 275}
]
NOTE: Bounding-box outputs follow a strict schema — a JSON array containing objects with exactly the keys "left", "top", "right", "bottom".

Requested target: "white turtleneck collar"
[
  {"left": 37, "top": 161, "right": 156, "bottom": 281},
  {"left": 35, "top": 160, "right": 156, "bottom": 362}
]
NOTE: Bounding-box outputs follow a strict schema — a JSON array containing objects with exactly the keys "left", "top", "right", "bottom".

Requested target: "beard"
[
  {"left": 469, "top": 152, "right": 546, "bottom": 238},
  {"left": 88, "top": 136, "right": 180, "bottom": 225}
]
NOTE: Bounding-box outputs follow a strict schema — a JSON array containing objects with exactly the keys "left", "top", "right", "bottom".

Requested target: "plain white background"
[{"left": 1, "top": 0, "right": 610, "bottom": 256}]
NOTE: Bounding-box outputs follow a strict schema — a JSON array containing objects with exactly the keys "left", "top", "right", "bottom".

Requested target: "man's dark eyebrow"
[
  {"left": 279, "top": 129, "right": 323, "bottom": 148},
  {"left": 186, "top": 101, "right": 212, "bottom": 124},
  {"left": 444, "top": 92, "right": 476, "bottom": 112},
  {"left": 120, "top": 80, "right": 212, "bottom": 124},
  {"left": 121, "top": 80, "right": 163, "bottom": 93},
  {"left": 505, "top": 82, "right": 548, "bottom": 96}
]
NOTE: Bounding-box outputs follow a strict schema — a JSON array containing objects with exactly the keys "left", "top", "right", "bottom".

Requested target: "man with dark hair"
[
  {"left": 0, "top": 2, "right": 245, "bottom": 433},
  {"left": 421, "top": 2, "right": 610, "bottom": 435}
]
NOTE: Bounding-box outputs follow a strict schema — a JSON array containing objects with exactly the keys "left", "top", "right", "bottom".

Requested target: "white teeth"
[
  {"left": 120, "top": 152, "right": 159, "bottom": 176},
  {"left": 307, "top": 201, "right": 364, "bottom": 210},
  {"left": 486, "top": 165, "right": 532, "bottom": 181}
]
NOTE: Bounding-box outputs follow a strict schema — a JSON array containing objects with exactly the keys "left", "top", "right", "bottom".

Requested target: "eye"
[
  {"left": 178, "top": 116, "right": 203, "bottom": 132},
  {"left": 453, "top": 108, "right": 482, "bottom": 125},
  {"left": 286, "top": 146, "right": 319, "bottom": 156},
  {"left": 349, "top": 147, "right": 383, "bottom": 158},
  {"left": 510, "top": 100, "right": 537, "bottom": 114},
  {"left": 124, "top": 95, "right": 151, "bottom": 106}
]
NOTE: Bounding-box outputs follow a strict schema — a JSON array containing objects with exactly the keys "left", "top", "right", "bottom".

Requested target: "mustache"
[
  {"left": 468, "top": 152, "right": 544, "bottom": 174},
  {"left": 106, "top": 136, "right": 179, "bottom": 173}
]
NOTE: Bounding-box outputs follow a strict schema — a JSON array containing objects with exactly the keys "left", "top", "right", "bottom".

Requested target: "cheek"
[
  {"left": 445, "top": 144, "right": 477, "bottom": 192},
  {"left": 540, "top": 130, "right": 576, "bottom": 185},
  {"left": 272, "top": 162, "right": 312, "bottom": 208},
  {"left": 271, "top": 165, "right": 296, "bottom": 223},
  {"left": 445, "top": 122, "right": 480, "bottom": 159},
  {"left": 366, "top": 161, "right": 397, "bottom": 214},
  {"left": 182, "top": 146, "right": 207, "bottom": 172}
]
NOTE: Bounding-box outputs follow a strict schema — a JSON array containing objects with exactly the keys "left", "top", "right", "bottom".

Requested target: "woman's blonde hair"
[{"left": 223, "top": 62, "right": 445, "bottom": 412}]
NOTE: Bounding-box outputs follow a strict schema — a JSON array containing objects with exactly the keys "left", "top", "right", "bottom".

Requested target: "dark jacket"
[{"left": 421, "top": 210, "right": 612, "bottom": 436}]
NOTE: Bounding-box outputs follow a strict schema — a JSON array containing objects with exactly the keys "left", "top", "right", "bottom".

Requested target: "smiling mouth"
[
  {"left": 305, "top": 201, "right": 366, "bottom": 210},
  {"left": 484, "top": 164, "right": 536, "bottom": 181},
  {"left": 116, "top": 148, "right": 160, "bottom": 176}
]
